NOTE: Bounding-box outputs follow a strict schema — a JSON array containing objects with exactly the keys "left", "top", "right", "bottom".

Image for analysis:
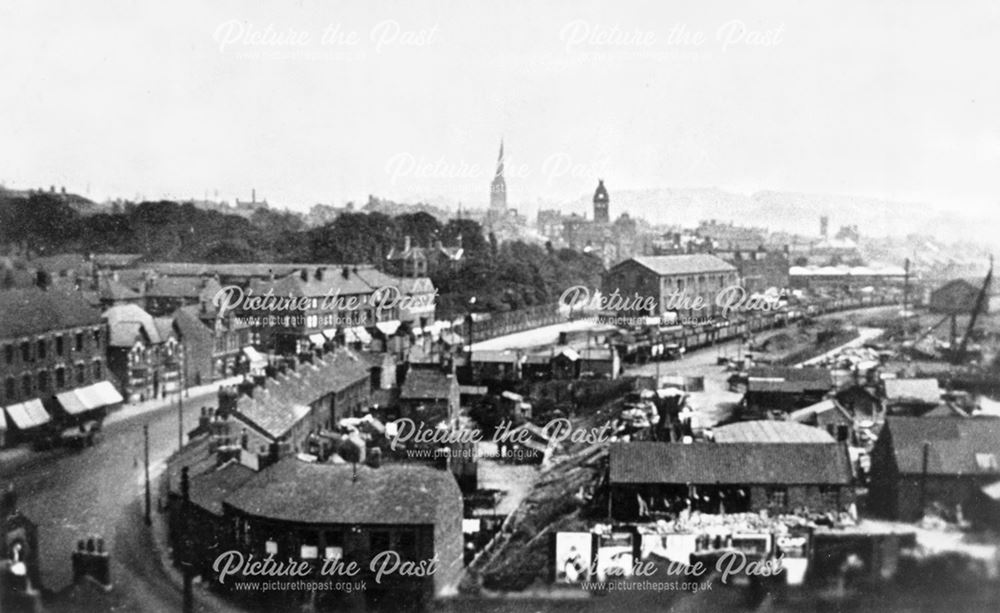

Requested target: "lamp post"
[{"left": 466, "top": 296, "right": 477, "bottom": 368}]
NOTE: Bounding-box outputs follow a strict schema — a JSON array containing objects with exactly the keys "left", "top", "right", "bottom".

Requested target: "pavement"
[{"left": 1, "top": 376, "right": 243, "bottom": 612}]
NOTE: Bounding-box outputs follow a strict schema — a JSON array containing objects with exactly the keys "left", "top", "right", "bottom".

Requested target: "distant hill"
[
  {"left": 555, "top": 187, "right": 996, "bottom": 246},
  {"left": 0, "top": 185, "right": 100, "bottom": 215}
]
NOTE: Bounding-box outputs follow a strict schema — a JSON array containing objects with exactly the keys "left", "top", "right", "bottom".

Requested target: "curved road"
[{"left": 2, "top": 389, "right": 232, "bottom": 612}]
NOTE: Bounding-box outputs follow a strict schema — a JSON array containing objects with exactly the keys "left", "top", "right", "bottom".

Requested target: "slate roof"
[
  {"left": 173, "top": 306, "right": 214, "bottom": 343},
  {"left": 623, "top": 254, "right": 736, "bottom": 276},
  {"left": 712, "top": 420, "right": 835, "bottom": 443},
  {"left": 190, "top": 461, "right": 257, "bottom": 516},
  {"left": 91, "top": 253, "right": 144, "bottom": 268},
  {"left": 747, "top": 366, "right": 835, "bottom": 394},
  {"left": 103, "top": 304, "right": 161, "bottom": 346},
  {"left": 884, "top": 378, "right": 942, "bottom": 405},
  {"left": 883, "top": 417, "right": 1000, "bottom": 476},
  {"left": 609, "top": 441, "right": 852, "bottom": 485},
  {"left": 0, "top": 289, "right": 101, "bottom": 339},
  {"left": 224, "top": 457, "right": 461, "bottom": 525},
  {"left": 232, "top": 349, "right": 370, "bottom": 440},
  {"left": 789, "top": 399, "right": 853, "bottom": 424},
  {"left": 97, "top": 277, "right": 142, "bottom": 301},
  {"left": 248, "top": 270, "right": 373, "bottom": 299},
  {"left": 146, "top": 276, "right": 222, "bottom": 300},
  {"left": 400, "top": 368, "right": 456, "bottom": 400},
  {"left": 749, "top": 366, "right": 833, "bottom": 382}
]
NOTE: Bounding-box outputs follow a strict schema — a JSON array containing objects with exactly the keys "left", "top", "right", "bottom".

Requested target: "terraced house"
[{"left": 0, "top": 289, "right": 117, "bottom": 446}]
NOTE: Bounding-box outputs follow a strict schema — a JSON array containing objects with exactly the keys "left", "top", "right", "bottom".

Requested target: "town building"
[
  {"left": 789, "top": 265, "right": 906, "bottom": 294},
  {"left": 928, "top": 277, "right": 992, "bottom": 315},
  {"left": 0, "top": 290, "right": 112, "bottom": 445},
  {"left": 239, "top": 265, "right": 434, "bottom": 358},
  {"left": 561, "top": 181, "right": 645, "bottom": 267},
  {"left": 608, "top": 441, "right": 854, "bottom": 520},
  {"left": 741, "top": 366, "right": 838, "bottom": 415},
  {"left": 714, "top": 247, "right": 791, "bottom": 293},
  {"left": 395, "top": 367, "right": 460, "bottom": 426},
  {"left": 384, "top": 236, "right": 463, "bottom": 278},
  {"left": 142, "top": 275, "right": 223, "bottom": 317},
  {"left": 882, "top": 378, "right": 943, "bottom": 415},
  {"left": 602, "top": 254, "right": 739, "bottom": 320},
  {"left": 102, "top": 304, "right": 182, "bottom": 402},
  {"left": 166, "top": 449, "right": 463, "bottom": 608},
  {"left": 226, "top": 349, "right": 371, "bottom": 456},
  {"left": 868, "top": 416, "right": 1000, "bottom": 521}
]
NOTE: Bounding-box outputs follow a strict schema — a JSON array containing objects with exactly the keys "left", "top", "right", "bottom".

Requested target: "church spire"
[{"left": 490, "top": 138, "right": 507, "bottom": 212}]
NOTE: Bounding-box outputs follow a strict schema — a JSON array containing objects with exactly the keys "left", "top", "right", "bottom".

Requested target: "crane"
[{"left": 953, "top": 256, "right": 993, "bottom": 365}]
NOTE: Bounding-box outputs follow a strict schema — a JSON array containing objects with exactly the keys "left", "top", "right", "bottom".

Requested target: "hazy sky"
[{"left": 2, "top": 0, "right": 999, "bottom": 216}]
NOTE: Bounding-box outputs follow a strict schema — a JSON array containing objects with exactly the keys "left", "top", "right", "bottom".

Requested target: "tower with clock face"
[{"left": 593, "top": 179, "right": 609, "bottom": 224}]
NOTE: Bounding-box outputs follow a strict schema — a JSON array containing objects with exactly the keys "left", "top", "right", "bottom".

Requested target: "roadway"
[{"left": 1, "top": 386, "right": 234, "bottom": 612}]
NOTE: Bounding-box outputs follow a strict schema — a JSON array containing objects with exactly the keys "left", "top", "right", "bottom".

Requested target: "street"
[{"left": 0, "top": 387, "right": 229, "bottom": 611}]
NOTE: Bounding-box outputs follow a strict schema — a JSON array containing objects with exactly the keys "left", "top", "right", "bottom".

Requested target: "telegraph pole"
[{"left": 144, "top": 424, "right": 151, "bottom": 526}]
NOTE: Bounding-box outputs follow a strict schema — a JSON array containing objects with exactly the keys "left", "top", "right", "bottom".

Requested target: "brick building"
[
  {"left": 602, "top": 254, "right": 739, "bottom": 319},
  {"left": 868, "top": 417, "right": 1000, "bottom": 521},
  {"left": 609, "top": 441, "right": 854, "bottom": 520},
  {"left": 0, "top": 290, "right": 111, "bottom": 445},
  {"left": 102, "top": 304, "right": 182, "bottom": 402}
]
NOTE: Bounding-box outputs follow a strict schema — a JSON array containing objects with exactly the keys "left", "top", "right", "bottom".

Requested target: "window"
[
  {"left": 21, "top": 341, "right": 31, "bottom": 362},
  {"left": 93, "top": 360, "right": 102, "bottom": 379},
  {"left": 37, "top": 338, "right": 47, "bottom": 360},
  {"left": 75, "top": 363, "right": 86, "bottom": 385},
  {"left": 4, "top": 344, "right": 11, "bottom": 364},
  {"left": 75, "top": 332, "right": 84, "bottom": 352},
  {"left": 37, "top": 370, "right": 49, "bottom": 392},
  {"left": 397, "top": 532, "right": 417, "bottom": 561},
  {"left": 93, "top": 328, "right": 102, "bottom": 347},
  {"left": 22, "top": 374, "right": 32, "bottom": 396},
  {"left": 55, "top": 367, "right": 65, "bottom": 389},
  {"left": 370, "top": 531, "right": 390, "bottom": 555},
  {"left": 819, "top": 486, "right": 840, "bottom": 509},
  {"left": 4, "top": 377, "right": 15, "bottom": 402},
  {"left": 55, "top": 335, "right": 64, "bottom": 356},
  {"left": 767, "top": 486, "right": 788, "bottom": 508}
]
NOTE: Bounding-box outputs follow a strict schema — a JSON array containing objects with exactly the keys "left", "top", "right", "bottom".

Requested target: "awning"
[
  {"left": 308, "top": 333, "right": 326, "bottom": 346},
  {"left": 242, "top": 346, "right": 267, "bottom": 368},
  {"left": 375, "top": 320, "right": 400, "bottom": 336},
  {"left": 55, "top": 389, "right": 89, "bottom": 415},
  {"left": 56, "top": 381, "right": 123, "bottom": 416},
  {"left": 351, "top": 326, "right": 372, "bottom": 344},
  {"left": 0, "top": 408, "right": 6, "bottom": 431},
  {"left": 4, "top": 399, "right": 50, "bottom": 430},
  {"left": 93, "top": 380, "right": 124, "bottom": 405},
  {"left": 322, "top": 328, "right": 338, "bottom": 340}
]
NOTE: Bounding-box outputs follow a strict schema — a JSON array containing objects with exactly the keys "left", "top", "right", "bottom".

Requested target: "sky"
[{"left": 2, "top": 0, "right": 999, "bottom": 219}]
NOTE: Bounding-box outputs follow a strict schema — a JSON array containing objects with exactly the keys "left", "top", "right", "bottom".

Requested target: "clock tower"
[{"left": 593, "top": 179, "right": 609, "bottom": 224}]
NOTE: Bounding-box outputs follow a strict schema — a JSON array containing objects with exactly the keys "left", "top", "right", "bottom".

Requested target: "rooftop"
[
  {"left": 621, "top": 254, "right": 737, "bottom": 276},
  {"left": 400, "top": 368, "right": 456, "bottom": 401},
  {"left": 0, "top": 289, "right": 102, "bottom": 339},
  {"left": 224, "top": 457, "right": 461, "bottom": 525},
  {"left": 609, "top": 441, "right": 852, "bottom": 485},
  {"left": 232, "top": 349, "right": 370, "bottom": 440},
  {"left": 884, "top": 378, "right": 942, "bottom": 405},
  {"left": 711, "top": 420, "right": 836, "bottom": 444},
  {"left": 883, "top": 417, "right": 1000, "bottom": 476}
]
